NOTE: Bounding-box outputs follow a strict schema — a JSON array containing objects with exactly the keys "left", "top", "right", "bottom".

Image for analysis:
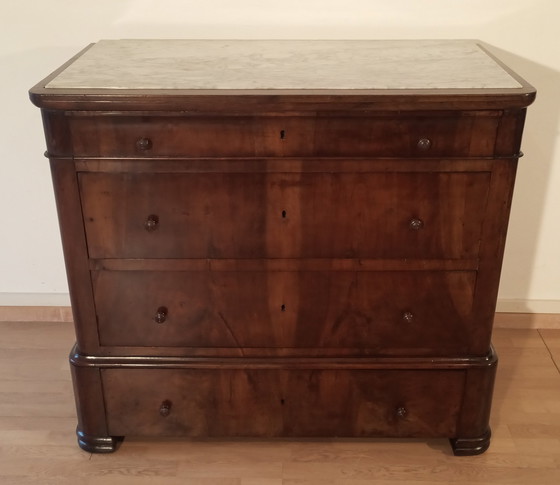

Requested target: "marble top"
[{"left": 45, "top": 39, "right": 522, "bottom": 91}]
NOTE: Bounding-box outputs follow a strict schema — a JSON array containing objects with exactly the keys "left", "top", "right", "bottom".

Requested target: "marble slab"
[{"left": 45, "top": 39, "right": 522, "bottom": 91}]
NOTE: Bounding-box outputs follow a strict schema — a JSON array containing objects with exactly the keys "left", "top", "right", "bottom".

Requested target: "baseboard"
[
  {"left": 496, "top": 299, "right": 560, "bottom": 314},
  {"left": 0, "top": 293, "right": 73, "bottom": 322},
  {"left": 493, "top": 312, "right": 560, "bottom": 329},
  {"left": 0, "top": 293, "right": 71, "bottom": 306},
  {"left": 0, "top": 306, "right": 73, "bottom": 322},
  {"left": 493, "top": 299, "right": 560, "bottom": 329}
]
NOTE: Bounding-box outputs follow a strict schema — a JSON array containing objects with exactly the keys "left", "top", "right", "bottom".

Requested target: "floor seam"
[{"left": 537, "top": 329, "right": 560, "bottom": 375}]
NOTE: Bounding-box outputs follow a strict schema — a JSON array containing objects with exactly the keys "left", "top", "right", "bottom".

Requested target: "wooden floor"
[{"left": 1, "top": 321, "right": 560, "bottom": 484}]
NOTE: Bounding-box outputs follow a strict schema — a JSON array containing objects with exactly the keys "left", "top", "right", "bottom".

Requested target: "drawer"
[
  {"left": 69, "top": 114, "right": 499, "bottom": 158},
  {"left": 102, "top": 368, "right": 464, "bottom": 437},
  {"left": 79, "top": 172, "right": 490, "bottom": 260},
  {"left": 93, "top": 270, "right": 477, "bottom": 355}
]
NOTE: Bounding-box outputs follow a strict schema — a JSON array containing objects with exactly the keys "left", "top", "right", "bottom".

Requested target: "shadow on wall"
[{"left": 482, "top": 44, "right": 560, "bottom": 312}]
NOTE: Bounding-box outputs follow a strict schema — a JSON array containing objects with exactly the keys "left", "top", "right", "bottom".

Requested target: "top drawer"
[{"left": 68, "top": 114, "right": 499, "bottom": 158}]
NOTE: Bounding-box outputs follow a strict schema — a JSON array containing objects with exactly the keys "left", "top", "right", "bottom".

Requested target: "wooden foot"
[
  {"left": 450, "top": 428, "right": 491, "bottom": 456},
  {"left": 77, "top": 428, "right": 122, "bottom": 453}
]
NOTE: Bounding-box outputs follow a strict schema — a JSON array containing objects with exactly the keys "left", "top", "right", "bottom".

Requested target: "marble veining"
[{"left": 45, "top": 39, "right": 522, "bottom": 90}]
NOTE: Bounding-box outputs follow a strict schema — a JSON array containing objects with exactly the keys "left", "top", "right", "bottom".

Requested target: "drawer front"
[
  {"left": 93, "top": 270, "right": 476, "bottom": 354},
  {"left": 79, "top": 172, "right": 490, "bottom": 260},
  {"left": 69, "top": 115, "right": 498, "bottom": 158},
  {"left": 102, "top": 368, "right": 464, "bottom": 437}
]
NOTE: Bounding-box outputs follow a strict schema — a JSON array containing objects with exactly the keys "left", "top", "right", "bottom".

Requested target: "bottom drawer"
[{"left": 102, "top": 368, "right": 464, "bottom": 438}]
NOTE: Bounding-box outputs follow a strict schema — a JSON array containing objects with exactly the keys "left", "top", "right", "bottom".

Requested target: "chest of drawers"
[{"left": 30, "top": 40, "right": 535, "bottom": 455}]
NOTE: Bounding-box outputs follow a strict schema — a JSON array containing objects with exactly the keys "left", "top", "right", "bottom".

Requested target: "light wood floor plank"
[{"left": 1, "top": 322, "right": 560, "bottom": 484}]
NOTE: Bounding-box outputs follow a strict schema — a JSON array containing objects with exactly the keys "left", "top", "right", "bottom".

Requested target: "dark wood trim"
[
  {"left": 76, "top": 429, "right": 120, "bottom": 453},
  {"left": 28, "top": 43, "right": 96, "bottom": 103},
  {"left": 40, "top": 110, "right": 73, "bottom": 156},
  {"left": 471, "top": 156, "right": 519, "bottom": 354},
  {"left": 450, "top": 428, "right": 492, "bottom": 456},
  {"left": 74, "top": 158, "right": 499, "bottom": 174},
  {"left": 49, "top": 157, "right": 100, "bottom": 354},
  {"left": 494, "top": 109, "right": 528, "bottom": 156},
  {"left": 477, "top": 42, "right": 536, "bottom": 95},
  {"left": 453, "top": 349, "right": 497, "bottom": 443},
  {"left": 70, "top": 344, "right": 496, "bottom": 370},
  {"left": 70, "top": 358, "right": 115, "bottom": 449},
  {"left": 90, "top": 258, "right": 479, "bottom": 272},
  {"left": 28, "top": 92, "right": 536, "bottom": 113}
]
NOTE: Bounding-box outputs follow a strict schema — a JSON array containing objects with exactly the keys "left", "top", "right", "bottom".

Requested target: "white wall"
[{"left": 1, "top": 0, "right": 559, "bottom": 311}]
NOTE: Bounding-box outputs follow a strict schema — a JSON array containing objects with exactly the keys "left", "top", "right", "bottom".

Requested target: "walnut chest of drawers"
[{"left": 30, "top": 40, "right": 535, "bottom": 455}]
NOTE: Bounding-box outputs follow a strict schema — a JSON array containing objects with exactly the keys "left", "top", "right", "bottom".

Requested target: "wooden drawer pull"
[
  {"left": 154, "top": 306, "right": 168, "bottom": 324},
  {"left": 402, "top": 311, "right": 414, "bottom": 323},
  {"left": 144, "top": 214, "right": 159, "bottom": 232},
  {"left": 416, "top": 137, "right": 432, "bottom": 150},
  {"left": 396, "top": 406, "right": 408, "bottom": 418},
  {"left": 136, "top": 137, "right": 153, "bottom": 151},
  {"left": 409, "top": 218, "right": 424, "bottom": 231},
  {"left": 159, "top": 400, "right": 172, "bottom": 417}
]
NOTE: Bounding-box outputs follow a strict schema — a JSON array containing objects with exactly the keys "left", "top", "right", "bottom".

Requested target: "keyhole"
[
  {"left": 280, "top": 129, "right": 286, "bottom": 140},
  {"left": 281, "top": 210, "right": 287, "bottom": 218},
  {"left": 281, "top": 304, "right": 286, "bottom": 312}
]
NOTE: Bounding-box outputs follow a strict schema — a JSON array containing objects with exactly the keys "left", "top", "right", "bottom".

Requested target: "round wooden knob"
[
  {"left": 396, "top": 407, "right": 408, "bottom": 418},
  {"left": 402, "top": 311, "right": 414, "bottom": 323},
  {"left": 159, "top": 400, "right": 172, "bottom": 417},
  {"left": 154, "top": 306, "right": 168, "bottom": 324},
  {"left": 136, "top": 137, "right": 153, "bottom": 151},
  {"left": 417, "top": 138, "right": 431, "bottom": 150},
  {"left": 145, "top": 214, "right": 159, "bottom": 232},
  {"left": 409, "top": 218, "right": 424, "bottom": 231}
]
